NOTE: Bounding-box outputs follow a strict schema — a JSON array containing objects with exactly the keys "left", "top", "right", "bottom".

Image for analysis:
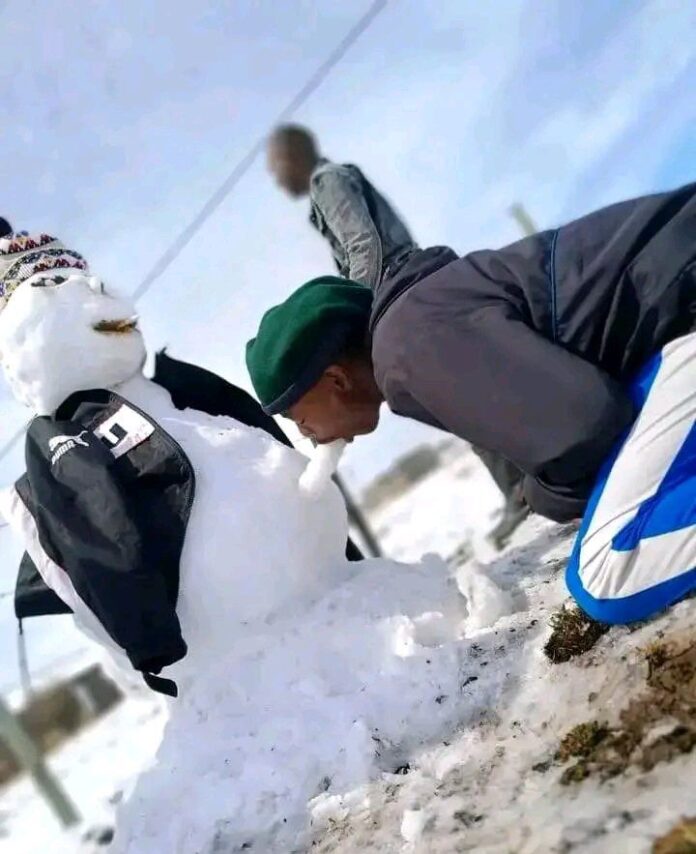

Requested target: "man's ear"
[{"left": 324, "top": 363, "right": 352, "bottom": 393}]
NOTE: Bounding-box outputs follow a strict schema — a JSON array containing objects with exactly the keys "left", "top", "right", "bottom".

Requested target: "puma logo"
[{"left": 49, "top": 430, "right": 90, "bottom": 465}]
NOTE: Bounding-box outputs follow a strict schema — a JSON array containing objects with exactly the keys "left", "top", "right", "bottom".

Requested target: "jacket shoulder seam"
[{"left": 549, "top": 228, "right": 560, "bottom": 343}]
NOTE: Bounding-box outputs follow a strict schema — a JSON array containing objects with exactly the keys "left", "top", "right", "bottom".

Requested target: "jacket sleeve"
[
  {"left": 399, "top": 306, "right": 635, "bottom": 521},
  {"left": 25, "top": 420, "right": 187, "bottom": 673},
  {"left": 312, "top": 167, "right": 383, "bottom": 287}
]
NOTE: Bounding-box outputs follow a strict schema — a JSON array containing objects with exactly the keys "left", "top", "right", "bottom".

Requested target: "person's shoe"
[{"left": 488, "top": 498, "right": 531, "bottom": 550}]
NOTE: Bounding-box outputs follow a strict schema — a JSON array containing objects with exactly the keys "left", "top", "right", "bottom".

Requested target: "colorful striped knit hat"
[{"left": 0, "top": 232, "right": 89, "bottom": 311}]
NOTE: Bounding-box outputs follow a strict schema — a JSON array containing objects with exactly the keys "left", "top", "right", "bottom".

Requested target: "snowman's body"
[
  {"left": 109, "top": 374, "right": 351, "bottom": 687},
  {"left": 0, "top": 267, "right": 474, "bottom": 853}
]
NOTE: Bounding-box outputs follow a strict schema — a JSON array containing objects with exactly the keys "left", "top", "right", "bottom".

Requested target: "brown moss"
[
  {"left": 559, "top": 761, "right": 591, "bottom": 785},
  {"left": 653, "top": 818, "right": 696, "bottom": 854},
  {"left": 544, "top": 606, "right": 610, "bottom": 664},
  {"left": 555, "top": 636, "right": 696, "bottom": 785},
  {"left": 556, "top": 722, "right": 609, "bottom": 762}
]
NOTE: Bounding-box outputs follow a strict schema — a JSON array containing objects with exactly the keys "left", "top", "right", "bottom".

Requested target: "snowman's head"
[{"left": 0, "top": 233, "right": 146, "bottom": 414}]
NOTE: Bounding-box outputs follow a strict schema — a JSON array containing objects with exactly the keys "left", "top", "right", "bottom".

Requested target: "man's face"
[
  {"left": 286, "top": 364, "right": 381, "bottom": 444},
  {"left": 267, "top": 140, "right": 312, "bottom": 198}
]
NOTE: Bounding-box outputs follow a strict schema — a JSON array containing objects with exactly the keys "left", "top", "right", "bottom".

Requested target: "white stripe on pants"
[{"left": 567, "top": 332, "right": 696, "bottom": 623}]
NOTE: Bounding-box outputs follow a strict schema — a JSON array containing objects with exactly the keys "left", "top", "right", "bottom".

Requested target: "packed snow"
[
  {"left": 308, "top": 513, "right": 696, "bottom": 854},
  {"left": 367, "top": 442, "right": 504, "bottom": 563}
]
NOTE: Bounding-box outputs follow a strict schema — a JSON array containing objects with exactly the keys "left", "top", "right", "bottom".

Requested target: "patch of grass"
[
  {"left": 544, "top": 606, "right": 610, "bottom": 664},
  {"left": 653, "top": 818, "right": 696, "bottom": 854},
  {"left": 560, "top": 761, "right": 591, "bottom": 785},
  {"left": 554, "top": 636, "right": 696, "bottom": 785},
  {"left": 556, "top": 722, "right": 609, "bottom": 762}
]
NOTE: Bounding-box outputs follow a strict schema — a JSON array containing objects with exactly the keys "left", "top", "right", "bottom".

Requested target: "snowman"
[
  {"left": 0, "top": 234, "right": 497, "bottom": 853},
  {"left": 0, "top": 234, "right": 353, "bottom": 692}
]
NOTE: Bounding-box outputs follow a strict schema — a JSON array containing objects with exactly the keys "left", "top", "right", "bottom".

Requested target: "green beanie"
[{"left": 246, "top": 276, "right": 373, "bottom": 415}]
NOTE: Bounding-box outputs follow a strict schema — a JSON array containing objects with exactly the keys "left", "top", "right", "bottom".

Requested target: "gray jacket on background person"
[{"left": 309, "top": 159, "right": 417, "bottom": 288}]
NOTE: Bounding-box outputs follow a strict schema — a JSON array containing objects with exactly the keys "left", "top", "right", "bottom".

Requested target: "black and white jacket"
[
  {"left": 10, "top": 353, "right": 363, "bottom": 696},
  {"left": 6, "top": 385, "right": 194, "bottom": 695}
]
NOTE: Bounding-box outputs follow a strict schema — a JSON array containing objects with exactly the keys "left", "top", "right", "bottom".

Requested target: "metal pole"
[
  {"left": 0, "top": 695, "right": 80, "bottom": 828},
  {"left": 509, "top": 203, "right": 539, "bottom": 237},
  {"left": 335, "top": 474, "right": 382, "bottom": 557}
]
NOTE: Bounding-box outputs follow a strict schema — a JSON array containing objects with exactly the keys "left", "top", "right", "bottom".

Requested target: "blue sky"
[{"left": 0, "top": 0, "right": 695, "bottom": 690}]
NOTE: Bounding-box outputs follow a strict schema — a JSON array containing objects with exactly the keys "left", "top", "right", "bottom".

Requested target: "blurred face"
[
  {"left": 286, "top": 361, "right": 382, "bottom": 444},
  {"left": 267, "top": 139, "right": 314, "bottom": 198}
]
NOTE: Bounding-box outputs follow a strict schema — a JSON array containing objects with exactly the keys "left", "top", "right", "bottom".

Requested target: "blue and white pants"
[{"left": 567, "top": 332, "right": 696, "bottom": 624}]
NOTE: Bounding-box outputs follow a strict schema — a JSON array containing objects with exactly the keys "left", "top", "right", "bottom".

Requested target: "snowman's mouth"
[{"left": 92, "top": 318, "right": 139, "bottom": 335}]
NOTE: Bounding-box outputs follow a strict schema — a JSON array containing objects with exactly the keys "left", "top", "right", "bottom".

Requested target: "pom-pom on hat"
[{"left": 0, "top": 232, "right": 89, "bottom": 311}]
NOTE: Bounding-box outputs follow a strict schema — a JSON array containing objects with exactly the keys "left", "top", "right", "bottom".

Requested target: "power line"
[
  {"left": 0, "top": 0, "right": 389, "bottom": 466},
  {"left": 132, "top": 0, "right": 388, "bottom": 301}
]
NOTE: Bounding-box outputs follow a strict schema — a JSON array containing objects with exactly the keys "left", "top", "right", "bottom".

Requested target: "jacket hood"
[{"left": 369, "top": 245, "right": 458, "bottom": 332}]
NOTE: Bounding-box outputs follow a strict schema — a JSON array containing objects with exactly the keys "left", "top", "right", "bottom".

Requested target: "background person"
[{"left": 267, "top": 124, "right": 416, "bottom": 289}]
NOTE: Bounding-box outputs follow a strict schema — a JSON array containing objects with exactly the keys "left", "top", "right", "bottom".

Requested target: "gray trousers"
[{"left": 472, "top": 446, "right": 524, "bottom": 504}]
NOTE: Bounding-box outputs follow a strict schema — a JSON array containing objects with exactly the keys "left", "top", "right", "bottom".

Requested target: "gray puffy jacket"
[
  {"left": 309, "top": 159, "right": 416, "bottom": 288},
  {"left": 370, "top": 183, "right": 696, "bottom": 521}
]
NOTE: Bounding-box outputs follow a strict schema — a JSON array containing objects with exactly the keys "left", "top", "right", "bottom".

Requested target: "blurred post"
[
  {"left": 335, "top": 474, "right": 382, "bottom": 557},
  {"left": 0, "top": 696, "right": 80, "bottom": 828},
  {"left": 509, "top": 203, "right": 539, "bottom": 237}
]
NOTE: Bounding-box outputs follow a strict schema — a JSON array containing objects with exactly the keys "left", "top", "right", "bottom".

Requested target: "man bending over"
[{"left": 246, "top": 183, "right": 696, "bottom": 624}]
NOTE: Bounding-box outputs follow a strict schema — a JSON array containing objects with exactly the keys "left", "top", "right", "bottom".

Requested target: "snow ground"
[
  {"left": 309, "top": 514, "right": 696, "bottom": 854},
  {"left": 0, "top": 695, "right": 166, "bottom": 854},
  {"left": 368, "top": 442, "right": 503, "bottom": 564},
  {"left": 1, "top": 445, "right": 694, "bottom": 853}
]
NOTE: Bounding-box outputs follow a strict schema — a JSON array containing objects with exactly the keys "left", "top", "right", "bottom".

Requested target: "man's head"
[
  {"left": 246, "top": 277, "right": 383, "bottom": 444},
  {"left": 267, "top": 125, "right": 319, "bottom": 198},
  {"left": 0, "top": 218, "right": 12, "bottom": 238}
]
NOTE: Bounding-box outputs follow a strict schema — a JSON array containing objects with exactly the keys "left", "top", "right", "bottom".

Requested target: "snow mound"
[
  {"left": 457, "top": 561, "right": 515, "bottom": 633},
  {"left": 308, "top": 515, "right": 696, "bottom": 854},
  {"left": 108, "top": 400, "right": 498, "bottom": 854},
  {"left": 113, "top": 555, "right": 472, "bottom": 853}
]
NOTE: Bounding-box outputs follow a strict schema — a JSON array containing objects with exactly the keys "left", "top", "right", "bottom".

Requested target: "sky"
[{"left": 0, "top": 0, "right": 695, "bottom": 691}]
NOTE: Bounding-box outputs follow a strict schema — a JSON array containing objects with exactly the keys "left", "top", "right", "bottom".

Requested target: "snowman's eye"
[{"left": 31, "top": 275, "right": 67, "bottom": 288}]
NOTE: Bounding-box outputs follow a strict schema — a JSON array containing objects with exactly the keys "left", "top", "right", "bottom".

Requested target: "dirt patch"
[
  {"left": 544, "top": 606, "right": 610, "bottom": 664},
  {"left": 555, "top": 637, "right": 696, "bottom": 785},
  {"left": 652, "top": 818, "right": 696, "bottom": 854},
  {"left": 453, "top": 810, "right": 483, "bottom": 828}
]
